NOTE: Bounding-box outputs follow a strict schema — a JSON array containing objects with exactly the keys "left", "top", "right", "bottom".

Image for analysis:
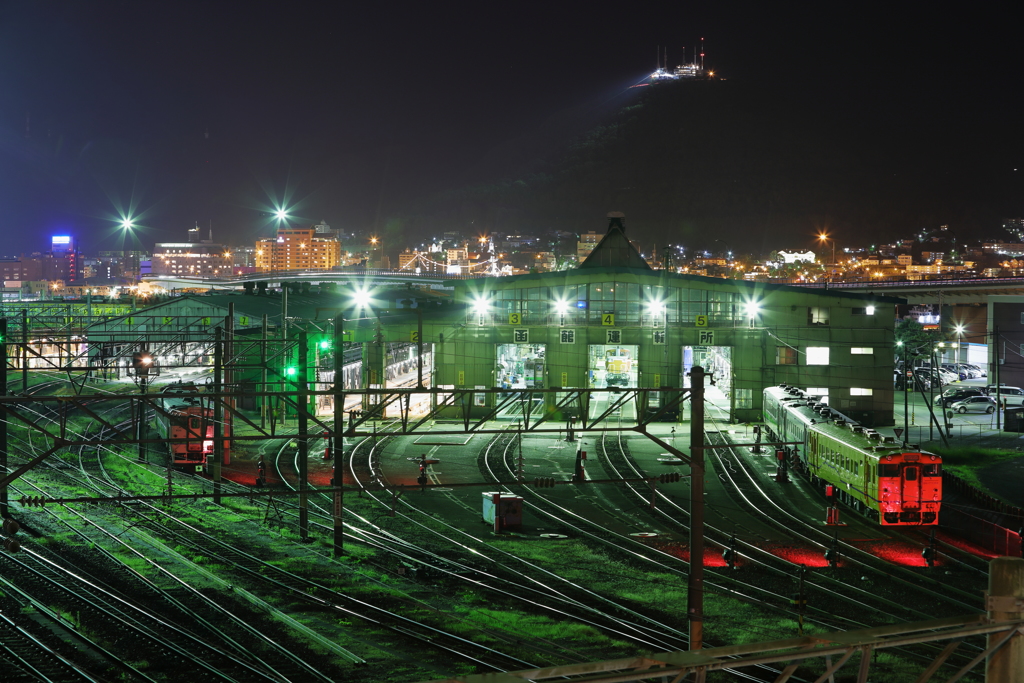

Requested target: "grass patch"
[{"left": 932, "top": 446, "right": 1024, "bottom": 489}]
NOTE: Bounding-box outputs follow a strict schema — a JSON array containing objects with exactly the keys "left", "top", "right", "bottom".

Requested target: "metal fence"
[{"left": 897, "top": 423, "right": 1024, "bottom": 450}]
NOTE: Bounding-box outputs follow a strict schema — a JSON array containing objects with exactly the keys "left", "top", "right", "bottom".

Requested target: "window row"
[{"left": 776, "top": 347, "right": 876, "bottom": 365}]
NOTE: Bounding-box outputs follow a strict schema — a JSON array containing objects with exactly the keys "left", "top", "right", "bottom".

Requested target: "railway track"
[
  {"left": 587, "top": 416, "right": 990, "bottom": 675},
  {"left": 4, "top": 391, "right": 355, "bottom": 681}
]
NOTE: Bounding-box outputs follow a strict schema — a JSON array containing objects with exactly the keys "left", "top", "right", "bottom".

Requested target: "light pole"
[
  {"left": 121, "top": 219, "right": 135, "bottom": 283},
  {"left": 554, "top": 299, "right": 570, "bottom": 327},
  {"left": 954, "top": 324, "right": 965, "bottom": 375},
  {"left": 369, "top": 237, "right": 381, "bottom": 269},
  {"left": 818, "top": 232, "right": 836, "bottom": 284}
]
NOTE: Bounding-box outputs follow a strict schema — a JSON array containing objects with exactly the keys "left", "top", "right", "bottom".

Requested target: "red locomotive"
[{"left": 155, "top": 383, "right": 230, "bottom": 473}]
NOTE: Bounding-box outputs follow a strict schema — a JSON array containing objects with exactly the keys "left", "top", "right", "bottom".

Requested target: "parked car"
[
  {"left": 923, "top": 368, "right": 956, "bottom": 386},
  {"left": 949, "top": 395, "right": 998, "bottom": 414},
  {"left": 956, "top": 364, "right": 980, "bottom": 378},
  {"left": 984, "top": 386, "right": 1024, "bottom": 407},
  {"left": 964, "top": 363, "right": 986, "bottom": 377},
  {"left": 941, "top": 364, "right": 968, "bottom": 381},
  {"left": 934, "top": 387, "right": 986, "bottom": 408}
]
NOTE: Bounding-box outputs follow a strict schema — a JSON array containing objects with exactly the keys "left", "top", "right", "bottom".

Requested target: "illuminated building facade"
[
  {"left": 51, "top": 236, "right": 82, "bottom": 281},
  {"left": 255, "top": 227, "right": 341, "bottom": 272},
  {"left": 153, "top": 242, "right": 233, "bottom": 277}
]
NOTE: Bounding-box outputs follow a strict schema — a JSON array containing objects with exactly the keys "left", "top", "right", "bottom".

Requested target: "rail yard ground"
[{"left": 3, "top": 375, "right": 1023, "bottom": 682}]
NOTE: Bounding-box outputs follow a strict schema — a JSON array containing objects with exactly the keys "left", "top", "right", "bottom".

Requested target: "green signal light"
[
  {"left": 286, "top": 367, "right": 297, "bottom": 377},
  {"left": 319, "top": 339, "right": 331, "bottom": 350}
]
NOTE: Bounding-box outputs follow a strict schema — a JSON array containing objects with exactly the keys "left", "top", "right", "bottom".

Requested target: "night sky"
[{"left": 1, "top": 2, "right": 1020, "bottom": 256}]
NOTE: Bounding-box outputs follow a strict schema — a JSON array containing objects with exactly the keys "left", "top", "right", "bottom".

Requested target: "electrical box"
[{"left": 482, "top": 492, "right": 523, "bottom": 531}]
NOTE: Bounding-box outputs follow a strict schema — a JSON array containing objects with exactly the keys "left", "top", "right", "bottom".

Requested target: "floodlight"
[{"left": 353, "top": 289, "right": 372, "bottom": 309}]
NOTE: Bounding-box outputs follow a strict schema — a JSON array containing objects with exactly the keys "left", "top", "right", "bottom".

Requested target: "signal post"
[{"left": 688, "top": 365, "right": 705, "bottom": 651}]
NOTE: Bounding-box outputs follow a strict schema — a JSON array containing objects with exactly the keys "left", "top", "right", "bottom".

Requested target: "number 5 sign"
[{"left": 695, "top": 315, "right": 708, "bottom": 327}]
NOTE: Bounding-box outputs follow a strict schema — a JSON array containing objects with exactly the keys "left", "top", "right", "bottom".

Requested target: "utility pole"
[
  {"left": 137, "top": 354, "right": 147, "bottom": 463},
  {"left": 995, "top": 326, "right": 1002, "bottom": 431},
  {"left": 333, "top": 314, "right": 345, "bottom": 555},
  {"left": 298, "top": 330, "right": 309, "bottom": 542},
  {"left": 226, "top": 303, "right": 234, "bottom": 470},
  {"left": 986, "top": 556, "right": 1024, "bottom": 680},
  {"left": 0, "top": 318, "right": 7, "bottom": 518},
  {"left": 212, "top": 327, "right": 223, "bottom": 505},
  {"left": 261, "top": 314, "right": 268, "bottom": 429},
  {"left": 688, "top": 365, "right": 705, "bottom": 651},
  {"left": 415, "top": 307, "right": 424, "bottom": 389},
  {"left": 902, "top": 344, "right": 909, "bottom": 447},
  {"left": 21, "top": 310, "right": 28, "bottom": 393}
]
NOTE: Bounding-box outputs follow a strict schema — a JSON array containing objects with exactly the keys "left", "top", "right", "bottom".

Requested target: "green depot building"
[
  {"left": 81, "top": 214, "right": 899, "bottom": 428},
  {"left": 416, "top": 214, "right": 899, "bottom": 427}
]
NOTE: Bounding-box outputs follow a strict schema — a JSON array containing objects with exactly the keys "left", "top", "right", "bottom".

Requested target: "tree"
[{"left": 895, "top": 317, "right": 938, "bottom": 364}]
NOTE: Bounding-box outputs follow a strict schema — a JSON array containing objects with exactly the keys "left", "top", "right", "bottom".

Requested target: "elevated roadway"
[
  {"left": 793, "top": 276, "right": 1024, "bottom": 304},
  {"left": 144, "top": 269, "right": 457, "bottom": 292}
]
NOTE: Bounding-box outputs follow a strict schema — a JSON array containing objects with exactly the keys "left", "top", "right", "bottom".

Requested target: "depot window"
[
  {"left": 806, "top": 388, "right": 829, "bottom": 403},
  {"left": 808, "top": 307, "right": 830, "bottom": 325},
  {"left": 776, "top": 346, "right": 798, "bottom": 365},
  {"left": 735, "top": 388, "right": 753, "bottom": 409},
  {"left": 851, "top": 347, "right": 874, "bottom": 355},
  {"left": 850, "top": 388, "right": 873, "bottom": 396},
  {"left": 806, "top": 347, "right": 830, "bottom": 365}
]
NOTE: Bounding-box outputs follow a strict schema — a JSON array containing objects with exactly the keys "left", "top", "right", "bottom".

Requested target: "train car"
[
  {"left": 154, "top": 383, "right": 231, "bottom": 473},
  {"left": 605, "top": 348, "right": 632, "bottom": 387},
  {"left": 763, "top": 385, "right": 941, "bottom": 525}
]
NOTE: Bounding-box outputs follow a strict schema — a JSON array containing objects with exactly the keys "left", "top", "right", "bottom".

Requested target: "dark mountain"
[{"left": 400, "top": 76, "right": 1020, "bottom": 255}]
